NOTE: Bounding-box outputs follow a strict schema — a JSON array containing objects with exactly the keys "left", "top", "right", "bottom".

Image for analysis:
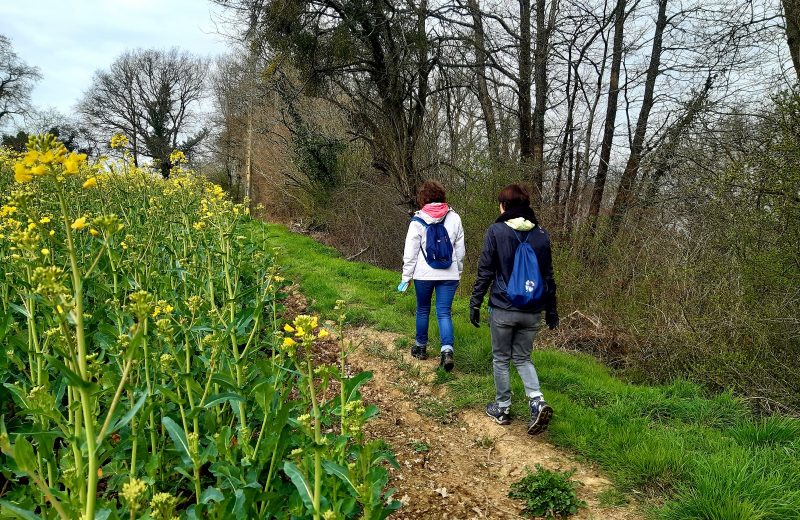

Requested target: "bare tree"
[
  {"left": 467, "top": 0, "right": 501, "bottom": 166},
  {"left": 783, "top": 0, "right": 800, "bottom": 80},
  {"left": 0, "top": 35, "right": 41, "bottom": 128},
  {"left": 588, "top": 0, "right": 629, "bottom": 221},
  {"left": 79, "top": 48, "right": 209, "bottom": 177},
  {"left": 609, "top": 0, "right": 668, "bottom": 232}
]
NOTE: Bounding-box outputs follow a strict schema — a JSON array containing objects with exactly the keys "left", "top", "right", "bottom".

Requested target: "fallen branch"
[{"left": 346, "top": 246, "right": 370, "bottom": 261}]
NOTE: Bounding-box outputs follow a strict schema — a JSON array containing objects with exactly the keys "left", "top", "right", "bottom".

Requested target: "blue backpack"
[
  {"left": 412, "top": 212, "right": 453, "bottom": 269},
  {"left": 505, "top": 230, "right": 545, "bottom": 307}
]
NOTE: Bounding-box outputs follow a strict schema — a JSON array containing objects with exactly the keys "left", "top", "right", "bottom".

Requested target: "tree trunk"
[
  {"left": 588, "top": 0, "right": 627, "bottom": 222},
  {"left": 468, "top": 0, "right": 501, "bottom": 166},
  {"left": 783, "top": 0, "right": 800, "bottom": 81},
  {"left": 609, "top": 0, "right": 668, "bottom": 233},
  {"left": 565, "top": 149, "right": 582, "bottom": 229},
  {"left": 530, "top": 0, "right": 550, "bottom": 205},
  {"left": 519, "top": 0, "right": 533, "bottom": 178},
  {"left": 556, "top": 42, "right": 578, "bottom": 228}
]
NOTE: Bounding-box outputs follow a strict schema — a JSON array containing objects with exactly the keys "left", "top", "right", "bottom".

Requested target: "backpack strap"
[
  {"left": 513, "top": 230, "right": 533, "bottom": 245},
  {"left": 411, "top": 216, "right": 429, "bottom": 228}
]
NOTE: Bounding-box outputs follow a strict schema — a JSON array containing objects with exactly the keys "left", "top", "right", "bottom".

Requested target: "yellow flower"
[
  {"left": 30, "top": 165, "right": 47, "bottom": 176},
  {"left": 14, "top": 163, "right": 33, "bottom": 183},
  {"left": 283, "top": 324, "right": 295, "bottom": 333},
  {"left": 318, "top": 329, "right": 329, "bottom": 339},
  {"left": 169, "top": 149, "right": 187, "bottom": 164},
  {"left": 283, "top": 337, "right": 297, "bottom": 347},
  {"left": 89, "top": 228, "right": 100, "bottom": 237},
  {"left": 39, "top": 150, "right": 55, "bottom": 164},
  {"left": 39, "top": 217, "right": 51, "bottom": 224},
  {"left": 62, "top": 152, "right": 86, "bottom": 174},
  {"left": 71, "top": 217, "right": 87, "bottom": 230},
  {"left": 41, "top": 248, "right": 49, "bottom": 256},
  {"left": 21, "top": 150, "right": 38, "bottom": 167},
  {"left": 110, "top": 133, "right": 129, "bottom": 149},
  {"left": 82, "top": 177, "right": 98, "bottom": 189}
]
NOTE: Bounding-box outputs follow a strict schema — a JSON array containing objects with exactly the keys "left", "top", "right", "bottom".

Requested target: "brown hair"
[
  {"left": 498, "top": 183, "right": 530, "bottom": 210},
  {"left": 417, "top": 180, "right": 447, "bottom": 208}
]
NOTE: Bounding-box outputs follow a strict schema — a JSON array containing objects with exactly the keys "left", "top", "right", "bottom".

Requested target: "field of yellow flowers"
[{"left": 0, "top": 135, "right": 398, "bottom": 519}]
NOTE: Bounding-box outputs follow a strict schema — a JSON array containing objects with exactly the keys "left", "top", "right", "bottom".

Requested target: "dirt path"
[{"left": 347, "top": 327, "right": 642, "bottom": 520}]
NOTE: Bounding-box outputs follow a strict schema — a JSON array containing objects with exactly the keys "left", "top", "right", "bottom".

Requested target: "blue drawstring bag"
[{"left": 505, "top": 231, "right": 544, "bottom": 307}]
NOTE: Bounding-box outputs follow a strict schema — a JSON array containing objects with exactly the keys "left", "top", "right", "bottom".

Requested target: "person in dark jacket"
[{"left": 469, "top": 184, "right": 559, "bottom": 434}]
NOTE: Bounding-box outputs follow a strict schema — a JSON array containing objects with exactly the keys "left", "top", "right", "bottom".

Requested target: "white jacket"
[{"left": 402, "top": 207, "right": 465, "bottom": 282}]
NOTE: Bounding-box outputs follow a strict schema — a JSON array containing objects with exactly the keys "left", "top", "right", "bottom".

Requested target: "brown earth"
[{"left": 346, "top": 328, "right": 643, "bottom": 520}]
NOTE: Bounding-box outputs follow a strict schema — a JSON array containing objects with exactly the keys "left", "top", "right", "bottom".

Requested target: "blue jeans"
[{"left": 414, "top": 280, "right": 458, "bottom": 353}]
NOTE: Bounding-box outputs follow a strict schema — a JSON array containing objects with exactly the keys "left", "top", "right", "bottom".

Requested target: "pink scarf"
[{"left": 422, "top": 203, "right": 449, "bottom": 219}]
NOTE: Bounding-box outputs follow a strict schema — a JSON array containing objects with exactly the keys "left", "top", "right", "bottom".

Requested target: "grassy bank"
[{"left": 250, "top": 222, "right": 800, "bottom": 519}]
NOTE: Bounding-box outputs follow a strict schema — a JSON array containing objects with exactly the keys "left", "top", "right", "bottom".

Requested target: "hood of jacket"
[
  {"left": 415, "top": 203, "right": 450, "bottom": 223},
  {"left": 504, "top": 217, "right": 535, "bottom": 231}
]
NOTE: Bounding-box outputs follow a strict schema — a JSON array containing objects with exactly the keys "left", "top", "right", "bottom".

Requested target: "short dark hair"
[
  {"left": 417, "top": 180, "right": 447, "bottom": 207},
  {"left": 498, "top": 184, "right": 530, "bottom": 210}
]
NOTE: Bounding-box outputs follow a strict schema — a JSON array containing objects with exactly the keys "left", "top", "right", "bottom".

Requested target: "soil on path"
[{"left": 346, "top": 327, "right": 642, "bottom": 520}]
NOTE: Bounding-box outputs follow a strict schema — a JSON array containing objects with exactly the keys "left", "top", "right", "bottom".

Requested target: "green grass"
[{"left": 250, "top": 222, "right": 800, "bottom": 519}]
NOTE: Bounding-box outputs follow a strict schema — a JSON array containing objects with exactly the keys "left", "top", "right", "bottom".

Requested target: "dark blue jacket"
[{"left": 470, "top": 207, "right": 557, "bottom": 313}]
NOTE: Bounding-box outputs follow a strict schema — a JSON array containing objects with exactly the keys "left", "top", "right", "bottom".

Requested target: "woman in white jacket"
[{"left": 399, "top": 180, "right": 465, "bottom": 371}]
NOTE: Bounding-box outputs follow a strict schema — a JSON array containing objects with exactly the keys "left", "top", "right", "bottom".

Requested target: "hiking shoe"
[
  {"left": 411, "top": 344, "right": 428, "bottom": 360},
  {"left": 527, "top": 397, "right": 553, "bottom": 435},
  {"left": 486, "top": 402, "right": 512, "bottom": 425},
  {"left": 440, "top": 351, "right": 454, "bottom": 372}
]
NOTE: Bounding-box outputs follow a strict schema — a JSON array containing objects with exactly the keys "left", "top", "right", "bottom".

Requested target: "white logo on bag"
[{"left": 525, "top": 280, "right": 535, "bottom": 293}]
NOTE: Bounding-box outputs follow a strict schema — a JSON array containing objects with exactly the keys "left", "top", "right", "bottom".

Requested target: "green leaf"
[
  {"left": 283, "top": 461, "right": 314, "bottom": 510},
  {"left": 210, "top": 373, "right": 238, "bottom": 391},
  {"left": 8, "top": 303, "right": 31, "bottom": 319},
  {"left": 202, "top": 392, "right": 244, "bottom": 409},
  {"left": 13, "top": 436, "right": 36, "bottom": 474},
  {"left": 0, "top": 500, "right": 43, "bottom": 520},
  {"left": 161, "top": 417, "right": 192, "bottom": 466},
  {"left": 108, "top": 391, "right": 148, "bottom": 435},
  {"left": 2, "top": 384, "right": 30, "bottom": 409},
  {"left": 200, "top": 486, "right": 224, "bottom": 504},
  {"left": 322, "top": 460, "right": 358, "bottom": 494},
  {"left": 345, "top": 371, "right": 373, "bottom": 403},
  {"left": 44, "top": 355, "right": 99, "bottom": 391}
]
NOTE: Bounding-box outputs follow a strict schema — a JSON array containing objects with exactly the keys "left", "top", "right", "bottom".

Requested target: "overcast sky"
[{"left": 0, "top": 0, "right": 230, "bottom": 118}]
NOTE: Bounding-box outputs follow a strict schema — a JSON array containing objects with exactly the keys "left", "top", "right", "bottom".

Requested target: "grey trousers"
[{"left": 489, "top": 308, "right": 543, "bottom": 408}]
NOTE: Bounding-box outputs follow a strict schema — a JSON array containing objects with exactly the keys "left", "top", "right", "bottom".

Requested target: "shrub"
[{"left": 509, "top": 465, "right": 587, "bottom": 519}]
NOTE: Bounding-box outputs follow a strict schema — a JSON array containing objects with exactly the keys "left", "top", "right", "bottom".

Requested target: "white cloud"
[{"left": 0, "top": 0, "right": 230, "bottom": 116}]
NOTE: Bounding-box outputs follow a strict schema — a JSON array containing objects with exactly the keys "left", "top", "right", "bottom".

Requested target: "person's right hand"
[
  {"left": 470, "top": 307, "right": 480, "bottom": 328},
  {"left": 397, "top": 281, "right": 409, "bottom": 293}
]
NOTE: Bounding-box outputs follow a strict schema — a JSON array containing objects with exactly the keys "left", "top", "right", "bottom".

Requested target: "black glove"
[
  {"left": 470, "top": 307, "right": 481, "bottom": 328},
  {"left": 545, "top": 309, "right": 559, "bottom": 330}
]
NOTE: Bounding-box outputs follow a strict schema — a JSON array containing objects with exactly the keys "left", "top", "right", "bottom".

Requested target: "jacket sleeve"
[
  {"left": 539, "top": 232, "right": 558, "bottom": 313},
  {"left": 454, "top": 216, "right": 466, "bottom": 276},
  {"left": 470, "top": 226, "right": 497, "bottom": 309},
  {"left": 401, "top": 222, "right": 422, "bottom": 282}
]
